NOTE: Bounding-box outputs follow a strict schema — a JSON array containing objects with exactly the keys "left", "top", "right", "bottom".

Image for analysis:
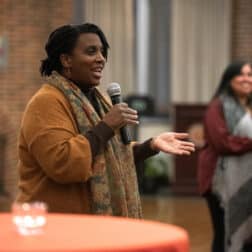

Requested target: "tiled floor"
[{"left": 141, "top": 195, "right": 212, "bottom": 252}]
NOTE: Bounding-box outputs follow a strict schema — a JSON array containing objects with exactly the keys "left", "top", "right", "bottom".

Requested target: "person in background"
[
  {"left": 198, "top": 61, "right": 252, "bottom": 252},
  {"left": 16, "top": 23, "right": 195, "bottom": 218}
]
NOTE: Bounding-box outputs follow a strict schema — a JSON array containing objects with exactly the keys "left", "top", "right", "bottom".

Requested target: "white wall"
[{"left": 171, "top": 0, "right": 232, "bottom": 103}]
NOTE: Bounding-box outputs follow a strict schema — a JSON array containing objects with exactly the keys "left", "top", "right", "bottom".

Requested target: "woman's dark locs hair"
[
  {"left": 40, "top": 23, "right": 110, "bottom": 76},
  {"left": 214, "top": 60, "right": 252, "bottom": 98}
]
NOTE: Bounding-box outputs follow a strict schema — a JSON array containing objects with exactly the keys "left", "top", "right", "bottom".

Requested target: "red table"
[{"left": 0, "top": 213, "right": 189, "bottom": 252}]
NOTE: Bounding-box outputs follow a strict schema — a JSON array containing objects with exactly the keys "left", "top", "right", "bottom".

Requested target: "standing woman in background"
[
  {"left": 16, "top": 23, "right": 195, "bottom": 217},
  {"left": 198, "top": 61, "right": 252, "bottom": 252}
]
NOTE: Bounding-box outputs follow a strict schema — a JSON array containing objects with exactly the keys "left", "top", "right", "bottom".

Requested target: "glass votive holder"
[{"left": 12, "top": 201, "right": 48, "bottom": 236}]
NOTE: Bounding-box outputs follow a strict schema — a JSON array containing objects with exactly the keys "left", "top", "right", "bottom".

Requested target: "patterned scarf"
[
  {"left": 46, "top": 71, "right": 142, "bottom": 218},
  {"left": 213, "top": 94, "right": 252, "bottom": 252}
]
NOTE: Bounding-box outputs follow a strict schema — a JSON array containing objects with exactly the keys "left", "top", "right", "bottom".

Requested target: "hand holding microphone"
[{"left": 103, "top": 82, "right": 139, "bottom": 144}]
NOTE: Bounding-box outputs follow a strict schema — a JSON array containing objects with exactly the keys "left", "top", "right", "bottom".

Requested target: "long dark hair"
[
  {"left": 213, "top": 61, "right": 252, "bottom": 99},
  {"left": 40, "top": 23, "right": 110, "bottom": 76}
]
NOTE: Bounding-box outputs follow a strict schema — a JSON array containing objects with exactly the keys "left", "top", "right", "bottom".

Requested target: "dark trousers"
[
  {"left": 205, "top": 192, "right": 225, "bottom": 252},
  {"left": 243, "top": 243, "right": 252, "bottom": 252},
  {"left": 205, "top": 192, "right": 252, "bottom": 252}
]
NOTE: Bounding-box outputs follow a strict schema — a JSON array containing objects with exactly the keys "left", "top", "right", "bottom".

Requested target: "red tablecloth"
[{"left": 0, "top": 213, "right": 189, "bottom": 252}]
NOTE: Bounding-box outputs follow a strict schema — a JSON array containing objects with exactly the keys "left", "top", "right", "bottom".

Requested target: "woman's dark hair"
[
  {"left": 40, "top": 23, "right": 110, "bottom": 76},
  {"left": 213, "top": 60, "right": 251, "bottom": 98}
]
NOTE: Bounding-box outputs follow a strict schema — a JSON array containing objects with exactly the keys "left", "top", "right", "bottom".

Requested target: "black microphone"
[{"left": 107, "top": 82, "right": 131, "bottom": 145}]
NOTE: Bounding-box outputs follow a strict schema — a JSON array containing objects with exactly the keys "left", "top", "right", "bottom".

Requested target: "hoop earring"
[
  {"left": 68, "top": 68, "right": 71, "bottom": 75},
  {"left": 65, "top": 67, "right": 71, "bottom": 77}
]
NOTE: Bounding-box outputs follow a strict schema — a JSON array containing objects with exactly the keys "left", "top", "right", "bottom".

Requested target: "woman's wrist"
[{"left": 150, "top": 137, "right": 158, "bottom": 151}]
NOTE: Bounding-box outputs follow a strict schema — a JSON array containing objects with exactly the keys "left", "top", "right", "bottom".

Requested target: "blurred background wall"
[{"left": 0, "top": 0, "right": 252, "bottom": 210}]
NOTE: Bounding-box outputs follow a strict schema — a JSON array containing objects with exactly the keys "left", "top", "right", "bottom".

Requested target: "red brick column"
[
  {"left": 0, "top": 0, "right": 73, "bottom": 210},
  {"left": 232, "top": 0, "right": 252, "bottom": 60}
]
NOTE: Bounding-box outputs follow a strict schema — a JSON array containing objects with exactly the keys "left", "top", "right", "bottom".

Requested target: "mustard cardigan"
[{"left": 17, "top": 84, "right": 96, "bottom": 213}]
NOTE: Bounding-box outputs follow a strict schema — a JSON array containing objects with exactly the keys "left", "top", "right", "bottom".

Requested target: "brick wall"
[
  {"left": 232, "top": 0, "right": 252, "bottom": 61},
  {"left": 0, "top": 0, "right": 73, "bottom": 210}
]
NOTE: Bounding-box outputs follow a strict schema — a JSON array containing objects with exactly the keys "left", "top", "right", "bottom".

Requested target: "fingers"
[
  {"left": 179, "top": 140, "right": 195, "bottom": 152},
  {"left": 173, "top": 147, "right": 193, "bottom": 156},
  {"left": 103, "top": 103, "right": 139, "bottom": 130},
  {"left": 181, "top": 144, "right": 195, "bottom": 154},
  {"left": 179, "top": 150, "right": 191, "bottom": 155},
  {"left": 118, "top": 103, "right": 138, "bottom": 115},
  {"left": 116, "top": 103, "right": 139, "bottom": 125},
  {"left": 164, "top": 141, "right": 195, "bottom": 155},
  {"left": 173, "top": 133, "right": 189, "bottom": 139},
  {"left": 181, "top": 146, "right": 195, "bottom": 154},
  {"left": 171, "top": 133, "right": 196, "bottom": 153},
  {"left": 180, "top": 141, "right": 195, "bottom": 149},
  {"left": 123, "top": 116, "right": 139, "bottom": 125}
]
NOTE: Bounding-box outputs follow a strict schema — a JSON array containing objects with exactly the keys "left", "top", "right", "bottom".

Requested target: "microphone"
[{"left": 107, "top": 82, "right": 131, "bottom": 145}]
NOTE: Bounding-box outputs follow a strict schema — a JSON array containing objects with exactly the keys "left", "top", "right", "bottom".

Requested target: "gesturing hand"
[
  {"left": 103, "top": 103, "right": 139, "bottom": 130},
  {"left": 150, "top": 132, "right": 195, "bottom": 155}
]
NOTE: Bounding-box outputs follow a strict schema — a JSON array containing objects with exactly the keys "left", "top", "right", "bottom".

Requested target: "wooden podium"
[{"left": 172, "top": 104, "right": 207, "bottom": 195}]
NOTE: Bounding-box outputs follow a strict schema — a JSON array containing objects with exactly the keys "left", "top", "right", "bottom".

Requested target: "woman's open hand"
[{"left": 150, "top": 132, "right": 195, "bottom": 155}]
